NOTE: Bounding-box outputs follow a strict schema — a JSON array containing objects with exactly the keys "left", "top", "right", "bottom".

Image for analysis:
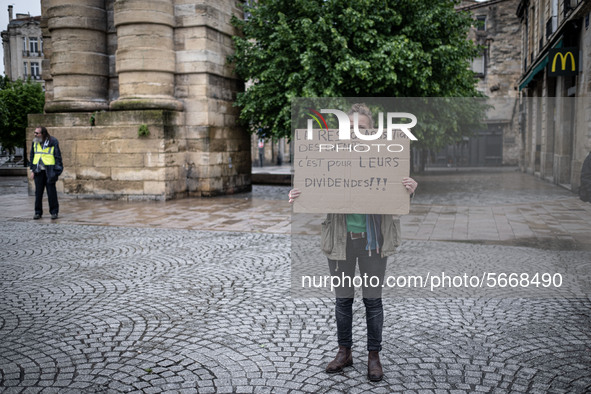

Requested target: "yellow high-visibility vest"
[{"left": 32, "top": 142, "right": 56, "bottom": 165}]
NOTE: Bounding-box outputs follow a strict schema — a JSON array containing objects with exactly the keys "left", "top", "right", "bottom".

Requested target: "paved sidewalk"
[
  {"left": 2, "top": 167, "right": 590, "bottom": 249},
  {"left": 1, "top": 168, "right": 591, "bottom": 393},
  {"left": 406, "top": 168, "right": 591, "bottom": 250}
]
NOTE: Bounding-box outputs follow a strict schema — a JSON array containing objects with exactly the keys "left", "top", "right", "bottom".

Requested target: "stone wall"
[
  {"left": 31, "top": 0, "right": 250, "bottom": 200},
  {"left": 465, "top": 0, "right": 522, "bottom": 166}
]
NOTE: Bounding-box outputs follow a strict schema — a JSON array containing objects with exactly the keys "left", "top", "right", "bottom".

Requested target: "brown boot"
[
  {"left": 325, "top": 345, "right": 353, "bottom": 373},
  {"left": 367, "top": 350, "right": 383, "bottom": 381}
]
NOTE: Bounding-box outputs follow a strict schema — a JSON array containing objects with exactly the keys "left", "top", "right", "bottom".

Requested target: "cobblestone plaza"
[{"left": 1, "top": 168, "right": 591, "bottom": 393}]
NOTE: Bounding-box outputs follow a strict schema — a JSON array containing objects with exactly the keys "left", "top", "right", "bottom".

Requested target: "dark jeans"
[
  {"left": 34, "top": 171, "right": 59, "bottom": 216},
  {"left": 327, "top": 236, "right": 387, "bottom": 352}
]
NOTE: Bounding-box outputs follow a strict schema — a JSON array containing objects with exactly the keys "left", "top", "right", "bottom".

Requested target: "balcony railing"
[{"left": 21, "top": 50, "right": 41, "bottom": 57}]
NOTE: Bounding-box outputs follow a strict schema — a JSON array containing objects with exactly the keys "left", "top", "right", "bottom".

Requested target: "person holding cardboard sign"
[{"left": 289, "top": 104, "right": 418, "bottom": 382}]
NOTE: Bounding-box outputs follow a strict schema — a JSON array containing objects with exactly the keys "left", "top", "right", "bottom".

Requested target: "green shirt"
[{"left": 346, "top": 214, "right": 366, "bottom": 233}]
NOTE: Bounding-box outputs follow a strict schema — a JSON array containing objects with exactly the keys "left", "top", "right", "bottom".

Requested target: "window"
[
  {"left": 539, "top": 6, "right": 544, "bottom": 47},
  {"left": 552, "top": 0, "right": 558, "bottom": 31},
  {"left": 546, "top": 18, "right": 553, "bottom": 41},
  {"left": 524, "top": 9, "right": 529, "bottom": 71},
  {"left": 29, "top": 37, "right": 39, "bottom": 56},
  {"left": 476, "top": 15, "right": 486, "bottom": 31},
  {"left": 30, "top": 62, "right": 40, "bottom": 79},
  {"left": 471, "top": 55, "right": 485, "bottom": 76},
  {"left": 529, "top": 6, "right": 535, "bottom": 56},
  {"left": 22, "top": 37, "right": 28, "bottom": 56}
]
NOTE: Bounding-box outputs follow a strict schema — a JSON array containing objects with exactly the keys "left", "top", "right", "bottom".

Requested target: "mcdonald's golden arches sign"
[{"left": 548, "top": 48, "right": 578, "bottom": 76}]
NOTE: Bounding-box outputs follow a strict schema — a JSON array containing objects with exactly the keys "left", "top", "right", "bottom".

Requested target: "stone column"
[
  {"left": 40, "top": 0, "right": 53, "bottom": 105},
  {"left": 110, "top": 0, "right": 182, "bottom": 111},
  {"left": 45, "top": 0, "right": 109, "bottom": 112},
  {"left": 174, "top": 0, "right": 251, "bottom": 195},
  {"left": 105, "top": 0, "right": 118, "bottom": 102}
]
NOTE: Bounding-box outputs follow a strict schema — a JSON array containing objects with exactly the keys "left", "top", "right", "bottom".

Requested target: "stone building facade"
[
  {"left": 1, "top": 6, "right": 45, "bottom": 86},
  {"left": 468, "top": 0, "right": 522, "bottom": 166},
  {"left": 440, "top": 0, "right": 522, "bottom": 167},
  {"left": 27, "top": 0, "right": 250, "bottom": 200},
  {"left": 517, "top": 0, "right": 591, "bottom": 191}
]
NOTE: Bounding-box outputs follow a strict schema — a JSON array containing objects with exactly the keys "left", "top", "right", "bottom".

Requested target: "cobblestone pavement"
[{"left": 1, "top": 168, "right": 591, "bottom": 393}]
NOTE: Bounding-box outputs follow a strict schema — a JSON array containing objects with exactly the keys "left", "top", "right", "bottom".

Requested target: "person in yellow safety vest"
[{"left": 28, "top": 126, "right": 63, "bottom": 220}]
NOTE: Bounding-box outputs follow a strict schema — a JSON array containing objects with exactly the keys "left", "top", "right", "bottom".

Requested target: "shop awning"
[{"left": 519, "top": 40, "right": 563, "bottom": 91}]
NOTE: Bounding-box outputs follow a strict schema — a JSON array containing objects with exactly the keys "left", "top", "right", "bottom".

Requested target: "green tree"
[
  {"left": 0, "top": 77, "right": 45, "bottom": 161},
  {"left": 229, "top": 0, "right": 484, "bottom": 147}
]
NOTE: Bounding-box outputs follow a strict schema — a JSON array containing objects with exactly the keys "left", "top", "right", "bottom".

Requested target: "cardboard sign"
[{"left": 292, "top": 128, "right": 410, "bottom": 214}]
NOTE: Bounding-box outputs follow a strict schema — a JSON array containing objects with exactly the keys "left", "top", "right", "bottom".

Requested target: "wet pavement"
[
  {"left": 407, "top": 168, "right": 591, "bottom": 250},
  {"left": 2, "top": 167, "right": 589, "bottom": 249},
  {"left": 1, "top": 167, "right": 591, "bottom": 393}
]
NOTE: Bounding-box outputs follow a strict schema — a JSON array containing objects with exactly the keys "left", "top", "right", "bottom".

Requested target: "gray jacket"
[{"left": 320, "top": 214, "right": 401, "bottom": 260}]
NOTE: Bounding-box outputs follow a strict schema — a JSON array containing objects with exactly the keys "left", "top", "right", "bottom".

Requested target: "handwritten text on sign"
[{"left": 292, "top": 128, "right": 410, "bottom": 214}]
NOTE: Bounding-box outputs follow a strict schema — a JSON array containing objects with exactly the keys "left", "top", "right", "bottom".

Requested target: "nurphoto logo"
[{"left": 306, "top": 108, "right": 418, "bottom": 141}]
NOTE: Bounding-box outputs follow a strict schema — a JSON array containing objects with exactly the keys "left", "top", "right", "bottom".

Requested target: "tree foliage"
[
  {"left": 0, "top": 76, "right": 45, "bottom": 154},
  {"left": 229, "top": 0, "right": 484, "bottom": 148}
]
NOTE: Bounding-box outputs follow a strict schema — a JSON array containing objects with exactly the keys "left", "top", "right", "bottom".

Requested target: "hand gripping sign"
[{"left": 293, "top": 109, "right": 415, "bottom": 214}]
